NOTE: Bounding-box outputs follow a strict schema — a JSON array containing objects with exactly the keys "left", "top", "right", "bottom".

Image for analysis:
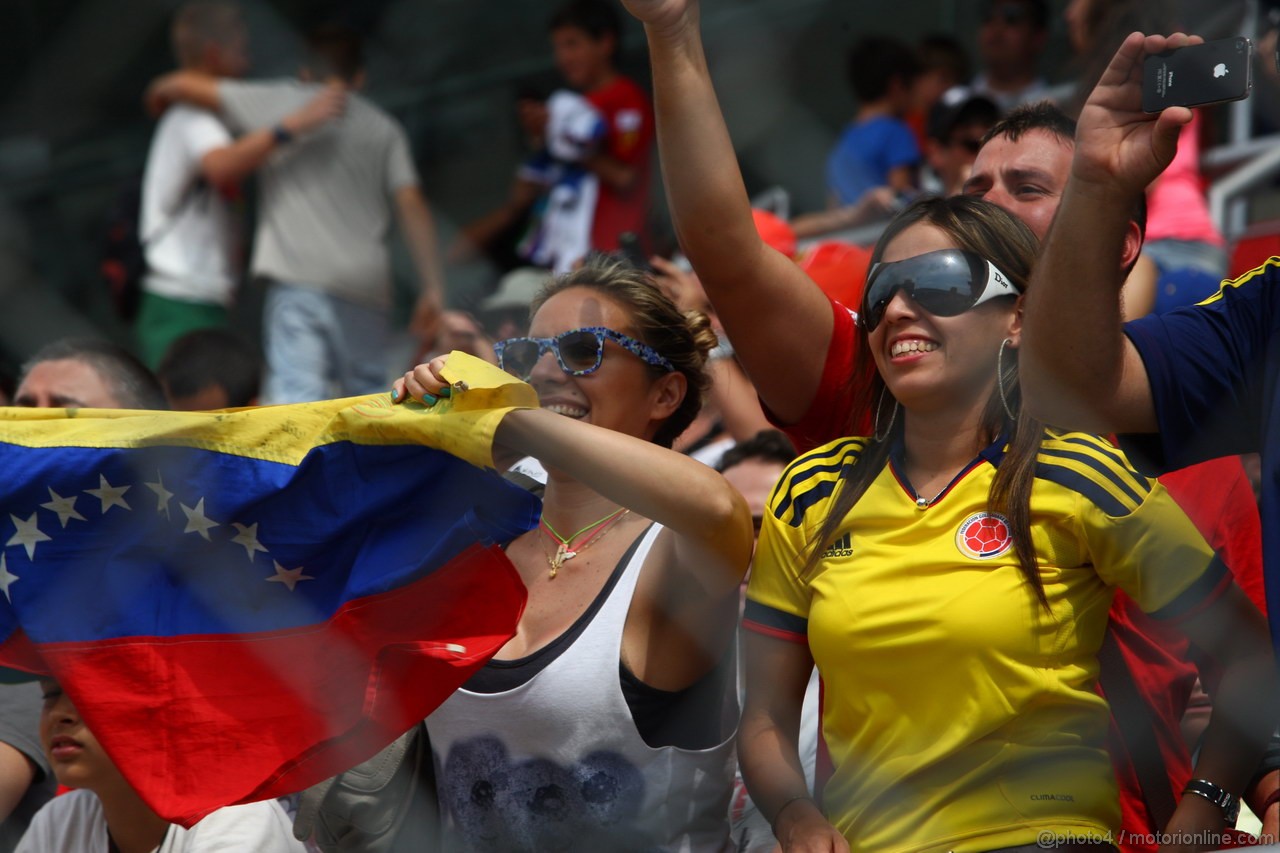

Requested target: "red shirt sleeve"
[{"left": 765, "top": 294, "right": 873, "bottom": 453}]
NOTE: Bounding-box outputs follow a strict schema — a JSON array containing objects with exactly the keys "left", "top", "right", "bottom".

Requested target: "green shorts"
[{"left": 135, "top": 291, "right": 229, "bottom": 369}]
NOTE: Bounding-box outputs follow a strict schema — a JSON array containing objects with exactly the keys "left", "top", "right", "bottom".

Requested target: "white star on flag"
[
  {"left": 145, "top": 475, "right": 175, "bottom": 520},
  {"left": 230, "top": 522, "right": 269, "bottom": 561},
  {"left": 85, "top": 475, "right": 131, "bottom": 514},
  {"left": 0, "top": 555, "right": 17, "bottom": 602},
  {"left": 266, "top": 561, "right": 314, "bottom": 592},
  {"left": 7, "top": 513, "right": 51, "bottom": 560},
  {"left": 180, "top": 498, "right": 220, "bottom": 541},
  {"left": 40, "top": 487, "right": 85, "bottom": 528}
]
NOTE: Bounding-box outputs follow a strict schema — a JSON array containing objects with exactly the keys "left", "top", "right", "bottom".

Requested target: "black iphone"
[{"left": 1142, "top": 36, "right": 1253, "bottom": 113}]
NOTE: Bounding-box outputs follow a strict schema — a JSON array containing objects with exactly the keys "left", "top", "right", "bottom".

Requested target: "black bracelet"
[
  {"left": 271, "top": 124, "right": 294, "bottom": 146},
  {"left": 1183, "top": 778, "right": 1240, "bottom": 825},
  {"left": 771, "top": 794, "right": 813, "bottom": 834}
]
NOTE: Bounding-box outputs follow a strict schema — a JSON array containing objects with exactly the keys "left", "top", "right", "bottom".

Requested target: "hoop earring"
[
  {"left": 997, "top": 338, "right": 1017, "bottom": 422},
  {"left": 873, "top": 386, "right": 899, "bottom": 442}
]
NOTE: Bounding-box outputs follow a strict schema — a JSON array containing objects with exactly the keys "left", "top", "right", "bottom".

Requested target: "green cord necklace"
[{"left": 538, "top": 507, "right": 630, "bottom": 579}]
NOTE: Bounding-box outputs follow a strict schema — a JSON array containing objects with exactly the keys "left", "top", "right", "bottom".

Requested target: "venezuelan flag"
[{"left": 0, "top": 353, "right": 539, "bottom": 827}]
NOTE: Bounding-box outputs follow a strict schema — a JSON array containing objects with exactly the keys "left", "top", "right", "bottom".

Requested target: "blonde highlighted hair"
[{"left": 532, "top": 259, "right": 718, "bottom": 448}]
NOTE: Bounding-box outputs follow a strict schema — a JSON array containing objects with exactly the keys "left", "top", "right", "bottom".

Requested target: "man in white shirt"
[
  {"left": 147, "top": 26, "right": 447, "bottom": 403},
  {"left": 138, "top": 2, "right": 343, "bottom": 369}
]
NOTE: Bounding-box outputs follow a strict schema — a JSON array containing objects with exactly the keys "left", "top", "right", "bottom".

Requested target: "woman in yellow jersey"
[{"left": 738, "top": 195, "right": 1276, "bottom": 853}]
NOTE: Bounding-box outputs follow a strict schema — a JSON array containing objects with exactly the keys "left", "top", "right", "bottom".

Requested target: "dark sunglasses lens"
[
  {"left": 501, "top": 340, "right": 542, "bottom": 378},
  {"left": 912, "top": 288, "right": 977, "bottom": 317},
  {"left": 557, "top": 330, "right": 603, "bottom": 373},
  {"left": 862, "top": 253, "right": 981, "bottom": 329}
]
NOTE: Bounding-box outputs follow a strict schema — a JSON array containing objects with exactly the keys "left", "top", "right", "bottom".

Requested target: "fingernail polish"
[
  {"left": 422, "top": 394, "right": 439, "bottom": 406},
  {"left": 390, "top": 388, "right": 399, "bottom": 402},
  {"left": 439, "top": 386, "right": 452, "bottom": 398}
]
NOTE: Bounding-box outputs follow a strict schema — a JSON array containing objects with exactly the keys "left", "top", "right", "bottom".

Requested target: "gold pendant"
[{"left": 548, "top": 544, "right": 576, "bottom": 579}]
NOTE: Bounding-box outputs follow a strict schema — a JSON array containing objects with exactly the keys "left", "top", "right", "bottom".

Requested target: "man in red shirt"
[{"left": 550, "top": 0, "right": 654, "bottom": 253}]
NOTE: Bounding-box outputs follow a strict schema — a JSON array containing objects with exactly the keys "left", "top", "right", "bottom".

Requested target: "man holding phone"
[{"left": 1022, "top": 30, "right": 1280, "bottom": 666}]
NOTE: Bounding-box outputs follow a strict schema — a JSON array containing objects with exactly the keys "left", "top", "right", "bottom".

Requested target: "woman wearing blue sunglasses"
[
  {"left": 738, "top": 195, "right": 1275, "bottom": 853},
  {"left": 394, "top": 259, "right": 753, "bottom": 851}
]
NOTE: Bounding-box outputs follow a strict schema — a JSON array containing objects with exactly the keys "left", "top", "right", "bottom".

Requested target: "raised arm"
[
  {"left": 145, "top": 70, "right": 222, "bottom": 116},
  {"left": 395, "top": 356, "right": 753, "bottom": 596},
  {"left": 199, "top": 83, "right": 346, "bottom": 190},
  {"left": 1022, "top": 33, "right": 1199, "bottom": 434},
  {"left": 394, "top": 184, "right": 447, "bottom": 347},
  {"left": 621, "top": 0, "right": 835, "bottom": 425}
]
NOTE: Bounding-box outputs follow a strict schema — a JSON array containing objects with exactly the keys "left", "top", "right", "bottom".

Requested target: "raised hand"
[
  {"left": 1072, "top": 32, "right": 1202, "bottom": 197},
  {"left": 284, "top": 82, "right": 347, "bottom": 136},
  {"left": 392, "top": 356, "right": 450, "bottom": 405},
  {"left": 617, "top": 0, "right": 695, "bottom": 34}
]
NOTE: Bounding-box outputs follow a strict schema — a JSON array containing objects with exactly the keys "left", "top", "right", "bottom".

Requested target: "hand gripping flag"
[{"left": 0, "top": 353, "right": 540, "bottom": 826}]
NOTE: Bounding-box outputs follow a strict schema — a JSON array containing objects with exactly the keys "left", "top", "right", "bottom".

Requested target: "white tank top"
[{"left": 426, "top": 523, "right": 737, "bottom": 852}]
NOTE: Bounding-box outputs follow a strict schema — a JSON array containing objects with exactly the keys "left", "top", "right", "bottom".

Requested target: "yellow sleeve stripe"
[
  {"left": 1036, "top": 442, "right": 1152, "bottom": 518},
  {"left": 770, "top": 437, "right": 866, "bottom": 527},
  {"left": 1198, "top": 255, "right": 1280, "bottom": 306}
]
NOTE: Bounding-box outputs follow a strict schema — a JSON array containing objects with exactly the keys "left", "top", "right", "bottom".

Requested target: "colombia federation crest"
[{"left": 955, "top": 512, "right": 1013, "bottom": 559}]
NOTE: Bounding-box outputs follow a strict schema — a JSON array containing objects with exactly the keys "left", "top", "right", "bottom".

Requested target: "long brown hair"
[{"left": 802, "top": 196, "right": 1050, "bottom": 606}]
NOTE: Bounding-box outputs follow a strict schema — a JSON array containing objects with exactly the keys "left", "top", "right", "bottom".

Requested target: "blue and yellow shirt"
[{"left": 1123, "top": 257, "right": 1280, "bottom": 643}]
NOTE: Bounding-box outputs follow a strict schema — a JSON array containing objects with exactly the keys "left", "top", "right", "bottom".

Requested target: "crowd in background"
[{"left": 2, "top": 0, "right": 1280, "bottom": 851}]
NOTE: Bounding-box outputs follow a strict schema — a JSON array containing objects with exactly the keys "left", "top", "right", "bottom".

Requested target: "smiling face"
[
  {"left": 868, "top": 223, "right": 1020, "bottom": 417},
  {"left": 525, "top": 287, "right": 683, "bottom": 441},
  {"left": 978, "top": 0, "right": 1046, "bottom": 77}
]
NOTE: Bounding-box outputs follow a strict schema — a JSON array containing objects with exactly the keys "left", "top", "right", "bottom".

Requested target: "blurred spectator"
[
  {"left": 16, "top": 679, "right": 303, "bottom": 852},
  {"left": 14, "top": 339, "right": 168, "bottom": 411},
  {"left": 419, "top": 310, "right": 496, "bottom": 366},
  {"left": 1, "top": 339, "right": 167, "bottom": 848},
  {"left": 0, "top": 683, "right": 53, "bottom": 853},
  {"left": 451, "top": 88, "right": 606, "bottom": 274},
  {"left": 717, "top": 430, "right": 796, "bottom": 549},
  {"left": 156, "top": 328, "right": 261, "bottom": 410},
  {"left": 649, "top": 219, "right": 780, "bottom": 467},
  {"left": 549, "top": 0, "right": 655, "bottom": 254},
  {"left": 448, "top": 86, "right": 554, "bottom": 272},
  {"left": 717, "top": 431, "right": 803, "bottom": 853},
  {"left": 147, "top": 26, "right": 447, "bottom": 404},
  {"left": 921, "top": 91, "right": 1001, "bottom": 196},
  {"left": 479, "top": 266, "right": 549, "bottom": 342},
  {"left": 136, "top": 2, "right": 248, "bottom": 370},
  {"left": 967, "top": 0, "right": 1050, "bottom": 111},
  {"left": 136, "top": 3, "right": 340, "bottom": 371},
  {"left": 905, "top": 35, "right": 972, "bottom": 149},
  {"left": 825, "top": 37, "right": 920, "bottom": 208},
  {"left": 509, "top": 89, "right": 605, "bottom": 273}
]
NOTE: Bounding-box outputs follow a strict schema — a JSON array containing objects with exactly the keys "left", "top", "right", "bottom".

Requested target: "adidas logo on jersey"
[{"left": 821, "top": 532, "right": 853, "bottom": 559}]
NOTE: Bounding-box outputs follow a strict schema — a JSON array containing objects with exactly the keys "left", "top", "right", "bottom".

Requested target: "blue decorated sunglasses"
[
  {"left": 494, "top": 326, "right": 675, "bottom": 381},
  {"left": 861, "top": 248, "right": 1020, "bottom": 333}
]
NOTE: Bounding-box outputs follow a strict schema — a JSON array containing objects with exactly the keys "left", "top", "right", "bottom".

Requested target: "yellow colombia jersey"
[{"left": 744, "top": 431, "right": 1228, "bottom": 853}]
